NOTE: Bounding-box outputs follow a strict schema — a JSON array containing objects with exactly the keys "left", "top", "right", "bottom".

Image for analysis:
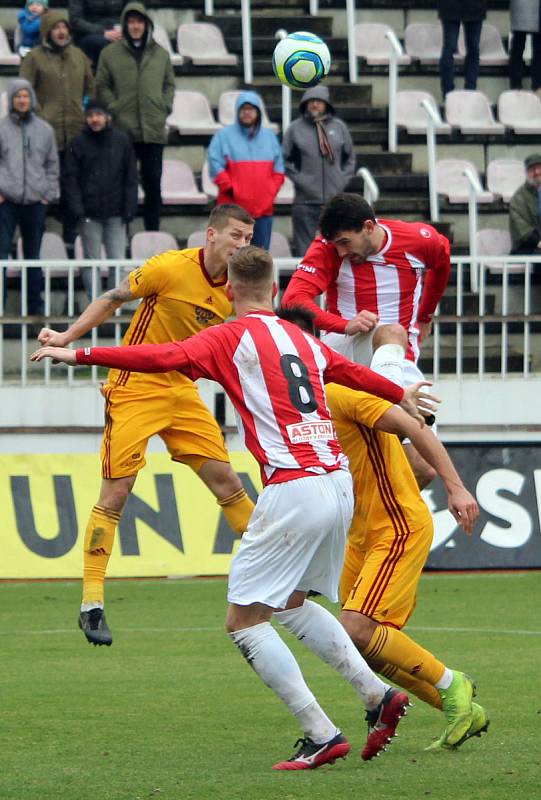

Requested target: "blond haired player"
[
  {"left": 276, "top": 306, "right": 488, "bottom": 752},
  {"left": 37, "top": 205, "right": 256, "bottom": 646}
]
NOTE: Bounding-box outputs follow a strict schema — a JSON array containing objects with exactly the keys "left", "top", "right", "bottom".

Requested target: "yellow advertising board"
[{"left": 1, "top": 452, "right": 261, "bottom": 579}]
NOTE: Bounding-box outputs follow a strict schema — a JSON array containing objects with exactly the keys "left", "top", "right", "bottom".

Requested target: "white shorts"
[
  {"left": 227, "top": 470, "right": 354, "bottom": 609},
  {"left": 321, "top": 329, "right": 426, "bottom": 387}
]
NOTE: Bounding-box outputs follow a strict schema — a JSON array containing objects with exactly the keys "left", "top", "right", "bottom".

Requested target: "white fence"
[{"left": 0, "top": 256, "right": 540, "bottom": 388}]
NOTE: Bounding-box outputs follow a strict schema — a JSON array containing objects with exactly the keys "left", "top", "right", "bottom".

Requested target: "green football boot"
[
  {"left": 425, "top": 702, "right": 489, "bottom": 752},
  {"left": 425, "top": 671, "right": 475, "bottom": 750}
]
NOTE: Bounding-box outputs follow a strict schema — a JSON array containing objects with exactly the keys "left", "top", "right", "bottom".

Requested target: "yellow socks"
[
  {"left": 366, "top": 654, "right": 443, "bottom": 710},
  {"left": 82, "top": 504, "right": 120, "bottom": 606},
  {"left": 365, "top": 624, "right": 447, "bottom": 693},
  {"left": 217, "top": 488, "right": 254, "bottom": 536}
]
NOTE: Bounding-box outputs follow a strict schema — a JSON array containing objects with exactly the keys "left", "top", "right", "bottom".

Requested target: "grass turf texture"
[{"left": 1, "top": 573, "right": 539, "bottom": 800}]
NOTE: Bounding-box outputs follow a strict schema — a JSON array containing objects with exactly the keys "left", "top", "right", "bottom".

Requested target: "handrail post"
[
  {"left": 421, "top": 98, "right": 440, "bottom": 222},
  {"left": 357, "top": 167, "right": 379, "bottom": 206},
  {"left": 241, "top": 0, "right": 253, "bottom": 84},
  {"left": 309, "top": 0, "right": 319, "bottom": 14},
  {"left": 346, "top": 0, "right": 358, "bottom": 84},
  {"left": 464, "top": 167, "right": 482, "bottom": 293},
  {"left": 204, "top": 0, "right": 214, "bottom": 15},
  {"left": 385, "top": 30, "right": 403, "bottom": 154},
  {"left": 275, "top": 29, "right": 291, "bottom": 131}
]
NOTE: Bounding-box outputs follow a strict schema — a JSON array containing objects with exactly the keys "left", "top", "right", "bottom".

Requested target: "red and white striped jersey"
[
  {"left": 77, "top": 311, "right": 404, "bottom": 486},
  {"left": 282, "top": 219, "right": 451, "bottom": 361}
]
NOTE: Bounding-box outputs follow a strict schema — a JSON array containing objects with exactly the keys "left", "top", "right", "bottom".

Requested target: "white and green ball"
[{"left": 272, "top": 31, "right": 331, "bottom": 90}]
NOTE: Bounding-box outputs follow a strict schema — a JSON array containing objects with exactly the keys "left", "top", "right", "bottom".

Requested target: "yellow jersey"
[
  {"left": 326, "top": 384, "right": 432, "bottom": 547},
  {"left": 109, "top": 247, "right": 233, "bottom": 389}
]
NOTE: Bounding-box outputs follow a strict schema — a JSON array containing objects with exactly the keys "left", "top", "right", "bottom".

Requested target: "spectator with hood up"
[
  {"left": 0, "top": 78, "right": 59, "bottom": 316},
  {"left": 96, "top": 2, "right": 175, "bottom": 231},
  {"left": 208, "top": 90, "right": 284, "bottom": 249},
  {"left": 282, "top": 84, "right": 356, "bottom": 257}
]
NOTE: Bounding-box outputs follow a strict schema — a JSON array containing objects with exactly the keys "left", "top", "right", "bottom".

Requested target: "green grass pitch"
[{"left": 1, "top": 572, "right": 539, "bottom": 800}]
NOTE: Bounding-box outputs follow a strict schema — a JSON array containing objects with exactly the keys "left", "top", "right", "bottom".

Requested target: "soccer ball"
[{"left": 272, "top": 31, "right": 331, "bottom": 90}]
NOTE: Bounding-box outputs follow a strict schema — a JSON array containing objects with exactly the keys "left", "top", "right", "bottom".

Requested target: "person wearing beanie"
[
  {"left": 509, "top": 154, "right": 541, "bottom": 254},
  {"left": 0, "top": 78, "right": 59, "bottom": 316},
  {"left": 95, "top": 2, "right": 174, "bottom": 231},
  {"left": 62, "top": 97, "right": 138, "bottom": 298},
  {"left": 68, "top": 1, "right": 126, "bottom": 67},
  {"left": 281, "top": 85, "right": 355, "bottom": 256},
  {"left": 20, "top": 10, "right": 94, "bottom": 246},
  {"left": 17, "top": 0, "right": 48, "bottom": 55}
]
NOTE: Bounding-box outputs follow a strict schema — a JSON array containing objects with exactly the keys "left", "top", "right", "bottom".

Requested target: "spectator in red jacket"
[{"left": 208, "top": 90, "right": 284, "bottom": 249}]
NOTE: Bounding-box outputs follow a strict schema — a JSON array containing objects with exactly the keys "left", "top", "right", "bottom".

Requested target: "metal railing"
[{"left": 1, "top": 256, "right": 540, "bottom": 386}]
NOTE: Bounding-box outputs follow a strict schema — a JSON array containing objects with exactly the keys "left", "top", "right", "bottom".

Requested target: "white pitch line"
[{"left": 1, "top": 624, "right": 540, "bottom": 637}]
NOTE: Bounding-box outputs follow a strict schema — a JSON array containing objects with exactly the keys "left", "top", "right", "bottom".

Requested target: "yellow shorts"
[
  {"left": 100, "top": 381, "right": 229, "bottom": 479},
  {"left": 340, "top": 519, "right": 433, "bottom": 629}
]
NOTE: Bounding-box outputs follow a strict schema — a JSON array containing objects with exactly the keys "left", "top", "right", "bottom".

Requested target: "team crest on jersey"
[
  {"left": 419, "top": 227, "right": 432, "bottom": 238},
  {"left": 195, "top": 306, "right": 215, "bottom": 325},
  {"left": 286, "top": 420, "right": 334, "bottom": 444}
]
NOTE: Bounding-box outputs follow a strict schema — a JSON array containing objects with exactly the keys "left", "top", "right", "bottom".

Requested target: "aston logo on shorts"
[{"left": 286, "top": 420, "right": 334, "bottom": 444}]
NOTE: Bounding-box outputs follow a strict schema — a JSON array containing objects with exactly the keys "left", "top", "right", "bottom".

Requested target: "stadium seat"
[
  {"left": 0, "top": 26, "right": 20, "bottom": 66},
  {"left": 275, "top": 176, "right": 295, "bottom": 205},
  {"left": 354, "top": 23, "right": 411, "bottom": 65},
  {"left": 161, "top": 160, "right": 208, "bottom": 205},
  {"left": 445, "top": 90, "right": 505, "bottom": 135},
  {"left": 166, "top": 90, "right": 221, "bottom": 135},
  {"left": 486, "top": 159, "right": 525, "bottom": 202},
  {"left": 177, "top": 23, "right": 237, "bottom": 66},
  {"left": 15, "top": 232, "right": 71, "bottom": 278},
  {"left": 395, "top": 91, "right": 451, "bottom": 134},
  {"left": 269, "top": 232, "right": 292, "bottom": 258},
  {"left": 498, "top": 90, "right": 541, "bottom": 134},
  {"left": 217, "top": 90, "right": 279, "bottom": 131},
  {"left": 201, "top": 160, "right": 218, "bottom": 200},
  {"left": 130, "top": 231, "right": 178, "bottom": 261},
  {"left": 187, "top": 230, "right": 206, "bottom": 249},
  {"left": 153, "top": 23, "right": 183, "bottom": 66},
  {"left": 458, "top": 22, "right": 508, "bottom": 66},
  {"left": 436, "top": 159, "right": 494, "bottom": 203},
  {"left": 404, "top": 22, "right": 462, "bottom": 65},
  {"left": 476, "top": 228, "right": 525, "bottom": 274}
]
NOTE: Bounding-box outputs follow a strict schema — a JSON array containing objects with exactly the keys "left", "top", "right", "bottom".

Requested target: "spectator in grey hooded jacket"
[
  {"left": 0, "top": 78, "right": 59, "bottom": 316},
  {"left": 282, "top": 85, "right": 355, "bottom": 257}
]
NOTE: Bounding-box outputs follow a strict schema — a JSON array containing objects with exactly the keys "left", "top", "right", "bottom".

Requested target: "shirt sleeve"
[
  {"left": 321, "top": 345, "right": 404, "bottom": 405},
  {"left": 128, "top": 252, "right": 178, "bottom": 299},
  {"left": 417, "top": 228, "right": 451, "bottom": 323},
  {"left": 76, "top": 325, "right": 228, "bottom": 380},
  {"left": 327, "top": 384, "right": 392, "bottom": 428},
  {"left": 282, "top": 239, "right": 348, "bottom": 333}
]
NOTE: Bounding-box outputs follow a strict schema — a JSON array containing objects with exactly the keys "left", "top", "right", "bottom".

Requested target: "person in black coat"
[
  {"left": 437, "top": 0, "right": 487, "bottom": 97},
  {"left": 68, "top": 0, "right": 126, "bottom": 66},
  {"left": 63, "top": 98, "right": 137, "bottom": 298}
]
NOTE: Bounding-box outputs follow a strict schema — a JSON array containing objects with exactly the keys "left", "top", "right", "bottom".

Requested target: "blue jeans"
[
  {"left": 440, "top": 20, "right": 483, "bottom": 97},
  {"left": 0, "top": 200, "right": 47, "bottom": 315},
  {"left": 251, "top": 215, "right": 273, "bottom": 250}
]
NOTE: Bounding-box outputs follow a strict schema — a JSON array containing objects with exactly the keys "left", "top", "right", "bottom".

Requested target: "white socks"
[
  {"left": 435, "top": 667, "right": 454, "bottom": 690},
  {"left": 80, "top": 601, "right": 103, "bottom": 612},
  {"left": 370, "top": 343, "right": 406, "bottom": 386},
  {"left": 230, "top": 621, "right": 338, "bottom": 742},
  {"left": 274, "top": 600, "right": 387, "bottom": 710}
]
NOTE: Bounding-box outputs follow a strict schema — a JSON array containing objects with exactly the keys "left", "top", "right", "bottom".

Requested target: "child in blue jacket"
[{"left": 17, "top": 0, "right": 48, "bottom": 56}]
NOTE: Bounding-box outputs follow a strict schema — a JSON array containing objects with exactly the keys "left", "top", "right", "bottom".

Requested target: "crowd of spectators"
[{"left": 0, "top": 1, "right": 540, "bottom": 315}]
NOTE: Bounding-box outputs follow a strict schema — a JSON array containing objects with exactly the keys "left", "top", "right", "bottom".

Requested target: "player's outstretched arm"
[
  {"left": 374, "top": 404, "right": 479, "bottom": 534},
  {"left": 37, "top": 276, "right": 135, "bottom": 347},
  {"left": 30, "top": 346, "right": 77, "bottom": 365}
]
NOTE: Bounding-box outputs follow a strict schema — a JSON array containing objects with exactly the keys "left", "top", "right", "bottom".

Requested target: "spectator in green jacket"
[
  {"left": 509, "top": 153, "right": 541, "bottom": 254},
  {"left": 20, "top": 9, "right": 94, "bottom": 245},
  {"left": 95, "top": 2, "right": 175, "bottom": 231}
]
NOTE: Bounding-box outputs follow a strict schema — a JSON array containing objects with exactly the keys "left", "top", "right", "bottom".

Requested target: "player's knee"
[
  {"left": 372, "top": 323, "right": 408, "bottom": 351},
  {"left": 340, "top": 610, "right": 376, "bottom": 650}
]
